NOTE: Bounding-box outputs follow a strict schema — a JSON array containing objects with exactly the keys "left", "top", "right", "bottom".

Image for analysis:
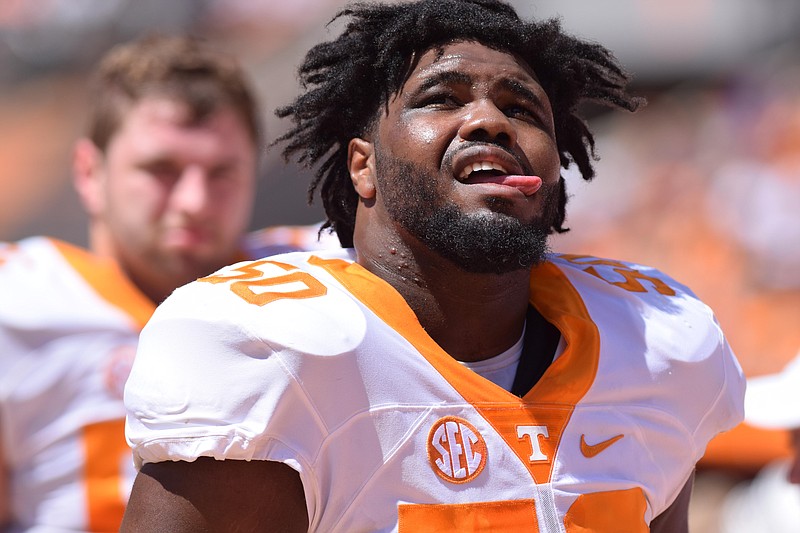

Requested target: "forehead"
[
  {"left": 115, "top": 97, "right": 249, "bottom": 139},
  {"left": 121, "top": 97, "right": 192, "bottom": 127},
  {"left": 405, "top": 41, "right": 539, "bottom": 88},
  {"left": 107, "top": 96, "right": 255, "bottom": 159}
]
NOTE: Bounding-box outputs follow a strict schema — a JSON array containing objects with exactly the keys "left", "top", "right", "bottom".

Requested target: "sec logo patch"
[{"left": 427, "top": 416, "right": 487, "bottom": 484}]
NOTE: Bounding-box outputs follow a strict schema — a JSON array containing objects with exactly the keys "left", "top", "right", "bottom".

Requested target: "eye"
[
  {"left": 143, "top": 161, "right": 181, "bottom": 182},
  {"left": 504, "top": 104, "right": 537, "bottom": 121},
  {"left": 417, "top": 92, "right": 461, "bottom": 109},
  {"left": 209, "top": 165, "right": 236, "bottom": 182}
]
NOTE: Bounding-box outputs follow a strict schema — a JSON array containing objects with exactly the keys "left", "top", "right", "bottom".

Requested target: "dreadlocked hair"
[{"left": 275, "top": 0, "right": 643, "bottom": 247}]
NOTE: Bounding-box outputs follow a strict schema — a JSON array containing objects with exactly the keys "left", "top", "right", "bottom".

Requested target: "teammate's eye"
[{"left": 143, "top": 161, "right": 181, "bottom": 183}]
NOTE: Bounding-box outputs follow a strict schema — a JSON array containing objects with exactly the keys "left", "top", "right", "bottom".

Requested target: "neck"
[
  {"left": 354, "top": 222, "right": 532, "bottom": 363},
  {"left": 88, "top": 223, "right": 173, "bottom": 304}
]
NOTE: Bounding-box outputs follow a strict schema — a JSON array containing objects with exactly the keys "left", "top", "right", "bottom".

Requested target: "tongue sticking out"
[{"left": 467, "top": 174, "right": 543, "bottom": 196}]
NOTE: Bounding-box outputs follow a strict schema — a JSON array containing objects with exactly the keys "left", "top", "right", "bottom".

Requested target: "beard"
[{"left": 375, "top": 152, "right": 561, "bottom": 275}]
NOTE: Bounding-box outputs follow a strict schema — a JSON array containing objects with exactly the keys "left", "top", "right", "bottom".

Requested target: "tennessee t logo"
[
  {"left": 516, "top": 425, "right": 550, "bottom": 462},
  {"left": 580, "top": 434, "right": 624, "bottom": 458}
]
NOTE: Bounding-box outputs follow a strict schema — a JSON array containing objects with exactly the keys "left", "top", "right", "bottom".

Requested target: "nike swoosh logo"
[{"left": 580, "top": 434, "right": 624, "bottom": 458}]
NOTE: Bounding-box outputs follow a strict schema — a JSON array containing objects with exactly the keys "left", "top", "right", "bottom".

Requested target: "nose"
[
  {"left": 170, "top": 166, "right": 210, "bottom": 216},
  {"left": 457, "top": 99, "right": 517, "bottom": 148}
]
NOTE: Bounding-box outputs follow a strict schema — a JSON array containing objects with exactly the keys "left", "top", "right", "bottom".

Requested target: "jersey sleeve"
[
  {"left": 624, "top": 261, "right": 746, "bottom": 456},
  {"left": 691, "top": 315, "right": 745, "bottom": 450},
  {"left": 549, "top": 253, "right": 746, "bottom": 515},
  {"left": 123, "top": 278, "right": 324, "bottom": 474}
]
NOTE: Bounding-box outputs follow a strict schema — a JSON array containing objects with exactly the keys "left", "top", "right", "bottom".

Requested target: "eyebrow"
[
  {"left": 413, "top": 70, "right": 545, "bottom": 108},
  {"left": 498, "top": 78, "right": 546, "bottom": 109},
  {"left": 414, "top": 70, "right": 473, "bottom": 94}
]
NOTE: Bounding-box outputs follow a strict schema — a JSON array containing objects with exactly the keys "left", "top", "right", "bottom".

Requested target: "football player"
[{"left": 122, "top": 2, "right": 745, "bottom": 532}]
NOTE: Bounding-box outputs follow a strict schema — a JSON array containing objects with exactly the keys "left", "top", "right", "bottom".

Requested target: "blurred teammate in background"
[
  {"left": 720, "top": 349, "right": 800, "bottom": 533},
  {"left": 0, "top": 33, "right": 330, "bottom": 532}
]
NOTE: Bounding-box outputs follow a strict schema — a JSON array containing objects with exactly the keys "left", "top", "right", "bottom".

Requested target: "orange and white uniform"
[
  {"left": 0, "top": 231, "right": 336, "bottom": 533},
  {"left": 125, "top": 249, "right": 745, "bottom": 532},
  {"left": 0, "top": 237, "right": 154, "bottom": 532}
]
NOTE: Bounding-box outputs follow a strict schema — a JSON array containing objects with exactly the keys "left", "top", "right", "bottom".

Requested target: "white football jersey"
[
  {"left": 0, "top": 237, "right": 155, "bottom": 532},
  {"left": 126, "top": 249, "right": 745, "bottom": 532}
]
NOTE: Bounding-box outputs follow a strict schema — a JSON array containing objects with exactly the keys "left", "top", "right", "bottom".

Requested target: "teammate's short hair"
[
  {"left": 276, "top": 0, "right": 644, "bottom": 247},
  {"left": 87, "top": 34, "right": 261, "bottom": 151}
]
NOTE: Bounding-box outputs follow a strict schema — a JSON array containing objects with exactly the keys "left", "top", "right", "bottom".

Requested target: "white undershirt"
[{"left": 460, "top": 324, "right": 565, "bottom": 392}]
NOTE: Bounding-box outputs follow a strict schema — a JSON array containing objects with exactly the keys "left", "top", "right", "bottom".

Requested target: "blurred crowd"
[{"left": 1, "top": 1, "right": 799, "bottom": 531}]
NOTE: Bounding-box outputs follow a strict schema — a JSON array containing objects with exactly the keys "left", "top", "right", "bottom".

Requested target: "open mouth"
[
  {"left": 458, "top": 161, "right": 508, "bottom": 181},
  {"left": 457, "top": 160, "right": 542, "bottom": 196}
]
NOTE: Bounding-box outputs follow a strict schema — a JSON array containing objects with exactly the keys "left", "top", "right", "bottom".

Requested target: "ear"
[
  {"left": 347, "top": 137, "right": 376, "bottom": 200},
  {"left": 72, "top": 138, "right": 106, "bottom": 216}
]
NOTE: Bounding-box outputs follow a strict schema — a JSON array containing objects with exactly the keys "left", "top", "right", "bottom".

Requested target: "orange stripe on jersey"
[
  {"left": 310, "top": 256, "right": 600, "bottom": 485},
  {"left": 82, "top": 420, "right": 129, "bottom": 532},
  {"left": 524, "top": 261, "right": 600, "bottom": 405},
  {"left": 51, "top": 239, "right": 155, "bottom": 330},
  {"left": 563, "top": 488, "right": 648, "bottom": 532},
  {"left": 398, "top": 499, "right": 539, "bottom": 532}
]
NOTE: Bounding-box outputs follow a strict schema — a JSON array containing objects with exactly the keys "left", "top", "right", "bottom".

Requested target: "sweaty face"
[
  {"left": 95, "top": 97, "right": 257, "bottom": 296},
  {"left": 371, "top": 41, "right": 562, "bottom": 273}
]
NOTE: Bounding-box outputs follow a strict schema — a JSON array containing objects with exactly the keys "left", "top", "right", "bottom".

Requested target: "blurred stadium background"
[{"left": 1, "top": 1, "right": 799, "bottom": 529}]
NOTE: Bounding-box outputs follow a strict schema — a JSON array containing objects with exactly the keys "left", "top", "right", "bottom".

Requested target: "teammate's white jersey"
[
  {"left": 0, "top": 230, "right": 338, "bottom": 532},
  {"left": 0, "top": 237, "right": 154, "bottom": 532},
  {"left": 125, "top": 249, "right": 745, "bottom": 532}
]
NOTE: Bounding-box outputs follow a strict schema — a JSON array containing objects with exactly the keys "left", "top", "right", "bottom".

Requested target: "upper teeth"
[{"left": 459, "top": 161, "right": 508, "bottom": 180}]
